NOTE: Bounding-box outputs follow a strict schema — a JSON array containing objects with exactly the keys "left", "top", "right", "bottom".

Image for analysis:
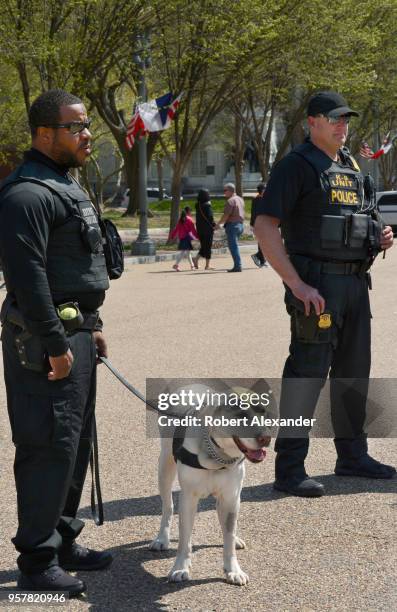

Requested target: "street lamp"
[
  {"left": 131, "top": 31, "right": 156, "bottom": 256},
  {"left": 372, "top": 72, "right": 379, "bottom": 191}
]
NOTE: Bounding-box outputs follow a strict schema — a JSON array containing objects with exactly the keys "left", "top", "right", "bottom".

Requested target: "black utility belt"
[
  {"left": 321, "top": 213, "right": 382, "bottom": 251},
  {"left": 0, "top": 299, "right": 98, "bottom": 372},
  {"left": 56, "top": 302, "right": 98, "bottom": 334},
  {"left": 319, "top": 260, "right": 372, "bottom": 276}
]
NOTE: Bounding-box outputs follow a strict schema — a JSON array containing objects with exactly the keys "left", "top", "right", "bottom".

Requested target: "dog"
[{"left": 149, "top": 393, "right": 272, "bottom": 586}]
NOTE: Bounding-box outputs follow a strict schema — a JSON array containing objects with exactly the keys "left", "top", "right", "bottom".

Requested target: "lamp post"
[
  {"left": 372, "top": 73, "right": 380, "bottom": 191},
  {"left": 131, "top": 31, "right": 156, "bottom": 256}
]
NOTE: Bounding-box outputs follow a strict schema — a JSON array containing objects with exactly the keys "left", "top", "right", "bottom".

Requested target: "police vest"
[
  {"left": 282, "top": 142, "right": 380, "bottom": 261},
  {"left": 0, "top": 160, "right": 109, "bottom": 296}
]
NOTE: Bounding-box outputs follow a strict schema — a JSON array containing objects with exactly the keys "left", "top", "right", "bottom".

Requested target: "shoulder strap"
[{"left": 198, "top": 200, "right": 213, "bottom": 228}]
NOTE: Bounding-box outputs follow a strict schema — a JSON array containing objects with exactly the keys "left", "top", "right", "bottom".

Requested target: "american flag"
[
  {"left": 125, "top": 111, "right": 147, "bottom": 150},
  {"left": 359, "top": 142, "right": 374, "bottom": 159}
]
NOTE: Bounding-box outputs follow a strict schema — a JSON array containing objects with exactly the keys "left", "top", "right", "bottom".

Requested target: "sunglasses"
[
  {"left": 41, "top": 119, "right": 92, "bottom": 134},
  {"left": 318, "top": 114, "right": 351, "bottom": 125}
]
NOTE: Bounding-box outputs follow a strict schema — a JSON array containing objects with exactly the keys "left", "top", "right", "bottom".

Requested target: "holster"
[{"left": 0, "top": 297, "right": 48, "bottom": 372}]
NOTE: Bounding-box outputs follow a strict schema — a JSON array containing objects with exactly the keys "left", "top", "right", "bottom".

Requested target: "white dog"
[{"left": 150, "top": 403, "right": 271, "bottom": 585}]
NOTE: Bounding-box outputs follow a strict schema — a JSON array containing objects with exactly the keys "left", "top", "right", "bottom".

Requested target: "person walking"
[
  {"left": 192, "top": 188, "right": 216, "bottom": 270},
  {"left": 254, "top": 90, "right": 396, "bottom": 497},
  {"left": 251, "top": 182, "right": 268, "bottom": 268},
  {"left": 170, "top": 206, "right": 199, "bottom": 271},
  {"left": 0, "top": 89, "right": 113, "bottom": 596},
  {"left": 215, "top": 183, "right": 245, "bottom": 272}
]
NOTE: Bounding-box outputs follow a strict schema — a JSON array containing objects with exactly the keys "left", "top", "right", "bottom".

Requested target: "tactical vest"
[
  {"left": 282, "top": 142, "right": 380, "bottom": 261},
  {"left": 0, "top": 160, "right": 109, "bottom": 296}
]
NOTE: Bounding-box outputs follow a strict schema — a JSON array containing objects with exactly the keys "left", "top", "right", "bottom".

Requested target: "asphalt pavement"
[{"left": 0, "top": 246, "right": 396, "bottom": 611}]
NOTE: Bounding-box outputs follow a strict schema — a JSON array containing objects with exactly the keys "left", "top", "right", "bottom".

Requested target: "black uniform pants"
[
  {"left": 1, "top": 324, "right": 97, "bottom": 574},
  {"left": 275, "top": 261, "right": 371, "bottom": 481}
]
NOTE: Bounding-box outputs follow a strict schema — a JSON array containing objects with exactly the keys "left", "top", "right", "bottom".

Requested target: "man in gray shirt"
[{"left": 216, "top": 183, "right": 245, "bottom": 272}]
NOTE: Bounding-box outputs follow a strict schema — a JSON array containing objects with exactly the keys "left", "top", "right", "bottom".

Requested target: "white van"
[{"left": 377, "top": 191, "right": 397, "bottom": 230}]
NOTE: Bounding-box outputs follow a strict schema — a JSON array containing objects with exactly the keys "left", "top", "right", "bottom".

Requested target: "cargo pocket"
[
  {"left": 11, "top": 394, "right": 53, "bottom": 446},
  {"left": 293, "top": 310, "right": 335, "bottom": 344},
  {"left": 52, "top": 398, "right": 72, "bottom": 449}
]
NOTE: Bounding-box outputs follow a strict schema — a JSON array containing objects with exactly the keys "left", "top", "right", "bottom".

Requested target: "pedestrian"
[
  {"left": 192, "top": 188, "right": 216, "bottom": 270},
  {"left": 250, "top": 182, "right": 268, "bottom": 268},
  {"left": 215, "top": 183, "right": 245, "bottom": 272},
  {"left": 170, "top": 206, "right": 199, "bottom": 271},
  {"left": 254, "top": 90, "right": 396, "bottom": 497},
  {"left": 0, "top": 89, "right": 113, "bottom": 596}
]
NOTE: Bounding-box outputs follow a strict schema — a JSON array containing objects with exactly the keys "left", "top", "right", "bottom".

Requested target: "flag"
[
  {"left": 359, "top": 142, "right": 374, "bottom": 159},
  {"left": 139, "top": 92, "right": 182, "bottom": 132},
  {"left": 125, "top": 92, "right": 182, "bottom": 149},
  {"left": 359, "top": 133, "right": 394, "bottom": 160},
  {"left": 371, "top": 133, "right": 393, "bottom": 159},
  {"left": 125, "top": 111, "right": 147, "bottom": 150},
  {"left": 165, "top": 92, "right": 183, "bottom": 124}
]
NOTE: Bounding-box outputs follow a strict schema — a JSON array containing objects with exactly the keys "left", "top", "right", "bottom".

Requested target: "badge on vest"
[
  {"left": 329, "top": 173, "right": 361, "bottom": 206},
  {"left": 318, "top": 313, "right": 332, "bottom": 329}
]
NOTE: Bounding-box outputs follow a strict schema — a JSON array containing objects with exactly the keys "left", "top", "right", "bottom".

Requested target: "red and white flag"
[
  {"left": 125, "top": 92, "right": 183, "bottom": 150},
  {"left": 359, "top": 133, "right": 394, "bottom": 160},
  {"left": 371, "top": 133, "right": 393, "bottom": 159},
  {"left": 125, "top": 111, "right": 147, "bottom": 150}
]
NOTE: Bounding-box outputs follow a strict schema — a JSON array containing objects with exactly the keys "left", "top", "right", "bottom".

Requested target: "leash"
[
  {"left": 90, "top": 356, "right": 161, "bottom": 527},
  {"left": 99, "top": 356, "right": 161, "bottom": 413}
]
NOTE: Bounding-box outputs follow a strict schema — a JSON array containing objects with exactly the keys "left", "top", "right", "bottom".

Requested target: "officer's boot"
[
  {"left": 334, "top": 434, "right": 396, "bottom": 478},
  {"left": 59, "top": 540, "right": 113, "bottom": 571},
  {"left": 274, "top": 437, "right": 324, "bottom": 497},
  {"left": 17, "top": 566, "right": 86, "bottom": 598}
]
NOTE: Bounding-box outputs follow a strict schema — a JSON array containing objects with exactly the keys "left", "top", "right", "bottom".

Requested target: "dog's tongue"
[{"left": 246, "top": 448, "right": 266, "bottom": 462}]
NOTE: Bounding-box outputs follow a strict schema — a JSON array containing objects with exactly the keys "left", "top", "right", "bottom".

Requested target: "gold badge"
[{"left": 318, "top": 314, "right": 332, "bottom": 329}]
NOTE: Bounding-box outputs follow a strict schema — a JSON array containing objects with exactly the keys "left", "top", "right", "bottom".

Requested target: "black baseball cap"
[{"left": 307, "top": 91, "right": 359, "bottom": 118}]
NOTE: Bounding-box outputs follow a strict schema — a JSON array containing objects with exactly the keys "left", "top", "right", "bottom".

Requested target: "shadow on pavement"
[
  {"left": 78, "top": 475, "right": 396, "bottom": 523},
  {"left": 75, "top": 539, "right": 227, "bottom": 612},
  {"left": 0, "top": 542, "right": 225, "bottom": 611},
  {"left": 147, "top": 270, "right": 228, "bottom": 275}
]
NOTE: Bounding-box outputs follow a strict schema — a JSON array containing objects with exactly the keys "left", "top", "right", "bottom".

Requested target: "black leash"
[
  {"left": 99, "top": 356, "right": 164, "bottom": 413},
  {"left": 90, "top": 415, "right": 104, "bottom": 526},
  {"left": 91, "top": 356, "right": 182, "bottom": 526}
]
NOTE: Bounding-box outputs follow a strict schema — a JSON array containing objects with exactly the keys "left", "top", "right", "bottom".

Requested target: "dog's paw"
[
  {"left": 168, "top": 568, "right": 191, "bottom": 582},
  {"left": 235, "top": 536, "right": 246, "bottom": 550},
  {"left": 149, "top": 536, "right": 170, "bottom": 551},
  {"left": 225, "top": 569, "right": 249, "bottom": 586}
]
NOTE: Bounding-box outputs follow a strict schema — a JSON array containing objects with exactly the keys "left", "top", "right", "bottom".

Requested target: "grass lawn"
[{"left": 103, "top": 197, "right": 253, "bottom": 230}]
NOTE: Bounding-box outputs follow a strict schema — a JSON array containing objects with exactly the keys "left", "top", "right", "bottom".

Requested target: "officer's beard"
[{"left": 52, "top": 150, "right": 87, "bottom": 169}]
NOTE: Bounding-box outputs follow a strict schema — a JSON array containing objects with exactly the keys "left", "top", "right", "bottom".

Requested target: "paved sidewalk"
[{"left": 0, "top": 249, "right": 396, "bottom": 611}]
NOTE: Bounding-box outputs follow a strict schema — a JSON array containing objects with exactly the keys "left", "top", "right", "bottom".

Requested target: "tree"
[{"left": 150, "top": 0, "right": 271, "bottom": 231}]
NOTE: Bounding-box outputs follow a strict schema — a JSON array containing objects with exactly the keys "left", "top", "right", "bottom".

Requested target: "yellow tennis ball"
[{"left": 60, "top": 307, "right": 77, "bottom": 320}]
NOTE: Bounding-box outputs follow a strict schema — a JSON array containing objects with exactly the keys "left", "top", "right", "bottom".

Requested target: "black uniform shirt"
[
  {"left": 255, "top": 152, "right": 318, "bottom": 221},
  {"left": 0, "top": 148, "right": 105, "bottom": 356}
]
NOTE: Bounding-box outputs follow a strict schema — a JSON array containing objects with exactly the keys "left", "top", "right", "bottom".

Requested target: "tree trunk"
[
  {"left": 124, "top": 148, "right": 139, "bottom": 216},
  {"left": 169, "top": 164, "right": 184, "bottom": 239},
  {"left": 234, "top": 114, "right": 245, "bottom": 196},
  {"left": 157, "top": 158, "right": 164, "bottom": 198},
  {"left": 274, "top": 93, "right": 311, "bottom": 164}
]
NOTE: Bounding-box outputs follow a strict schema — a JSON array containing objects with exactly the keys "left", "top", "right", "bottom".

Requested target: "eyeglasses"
[
  {"left": 40, "top": 119, "right": 92, "bottom": 134},
  {"left": 318, "top": 114, "right": 351, "bottom": 125}
]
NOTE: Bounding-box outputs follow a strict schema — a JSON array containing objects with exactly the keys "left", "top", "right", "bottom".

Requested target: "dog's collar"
[{"left": 203, "top": 430, "right": 243, "bottom": 466}]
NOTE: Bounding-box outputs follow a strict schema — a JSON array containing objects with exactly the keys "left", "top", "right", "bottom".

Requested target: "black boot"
[
  {"left": 17, "top": 566, "right": 86, "bottom": 598},
  {"left": 274, "top": 437, "right": 324, "bottom": 497},
  {"left": 274, "top": 476, "right": 324, "bottom": 497},
  {"left": 334, "top": 434, "right": 396, "bottom": 479},
  {"left": 59, "top": 542, "right": 113, "bottom": 571}
]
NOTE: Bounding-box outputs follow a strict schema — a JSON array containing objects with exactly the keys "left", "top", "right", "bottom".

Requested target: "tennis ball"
[{"left": 60, "top": 307, "right": 77, "bottom": 320}]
